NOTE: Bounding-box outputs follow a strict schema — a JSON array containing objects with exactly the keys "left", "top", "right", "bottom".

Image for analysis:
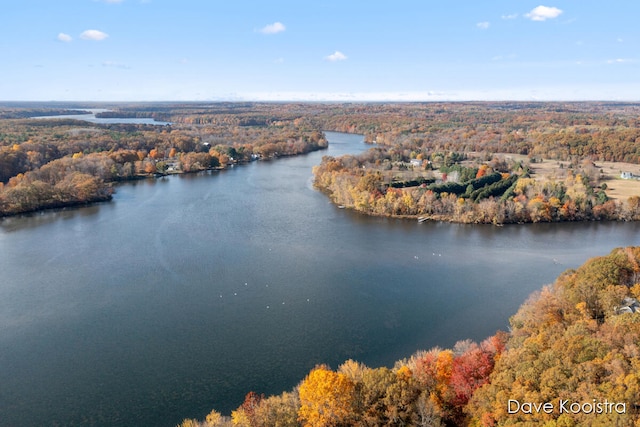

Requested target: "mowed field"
[
  {"left": 370, "top": 153, "right": 640, "bottom": 201},
  {"left": 490, "top": 153, "right": 640, "bottom": 201}
]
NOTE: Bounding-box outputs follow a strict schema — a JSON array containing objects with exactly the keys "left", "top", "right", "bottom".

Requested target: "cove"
[{"left": 1, "top": 132, "right": 639, "bottom": 426}]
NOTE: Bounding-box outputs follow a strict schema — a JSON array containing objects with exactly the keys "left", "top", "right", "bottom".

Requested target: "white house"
[
  {"left": 615, "top": 297, "right": 640, "bottom": 314},
  {"left": 621, "top": 171, "right": 638, "bottom": 180}
]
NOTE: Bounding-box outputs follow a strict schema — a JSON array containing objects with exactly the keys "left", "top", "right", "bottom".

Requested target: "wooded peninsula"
[
  {"left": 2, "top": 101, "right": 640, "bottom": 222},
  {"left": 0, "top": 102, "right": 328, "bottom": 216}
]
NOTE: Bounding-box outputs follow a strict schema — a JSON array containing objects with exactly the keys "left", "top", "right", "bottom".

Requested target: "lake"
[
  {"left": 1, "top": 132, "right": 639, "bottom": 426},
  {"left": 31, "top": 109, "right": 171, "bottom": 125}
]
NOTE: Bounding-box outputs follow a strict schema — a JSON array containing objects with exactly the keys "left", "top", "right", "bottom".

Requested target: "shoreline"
[
  {"left": 0, "top": 145, "right": 328, "bottom": 220},
  {"left": 320, "top": 190, "right": 637, "bottom": 225},
  {"left": 0, "top": 194, "right": 113, "bottom": 219}
]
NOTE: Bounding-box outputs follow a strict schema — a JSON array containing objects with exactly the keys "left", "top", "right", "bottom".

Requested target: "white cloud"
[
  {"left": 80, "top": 29, "right": 109, "bottom": 41},
  {"left": 476, "top": 21, "right": 490, "bottom": 30},
  {"left": 525, "top": 5, "right": 563, "bottom": 21},
  {"left": 325, "top": 51, "right": 347, "bottom": 62},
  {"left": 57, "top": 33, "right": 73, "bottom": 42},
  {"left": 501, "top": 13, "right": 518, "bottom": 20},
  {"left": 259, "top": 22, "right": 286, "bottom": 34},
  {"left": 617, "top": 38, "right": 624, "bottom": 43}
]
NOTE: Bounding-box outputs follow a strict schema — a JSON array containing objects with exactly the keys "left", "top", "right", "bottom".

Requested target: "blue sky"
[{"left": 2, "top": 0, "right": 639, "bottom": 101}]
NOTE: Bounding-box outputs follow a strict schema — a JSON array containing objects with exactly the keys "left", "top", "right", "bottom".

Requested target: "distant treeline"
[
  {"left": 310, "top": 102, "right": 640, "bottom": 164},
  {"left": 95, "top": 110, "right": 170, "bottom": 121},
  {"left": 0, "top": 108, "right": 88, "bottom": 119},
  {"left": 108, "top": 101, "right": 640, "bottom": 165}
]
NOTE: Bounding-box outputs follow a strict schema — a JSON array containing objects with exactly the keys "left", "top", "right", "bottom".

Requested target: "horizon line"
[{"left": 3, "top": 99, "right": 640, "bottom": 104}]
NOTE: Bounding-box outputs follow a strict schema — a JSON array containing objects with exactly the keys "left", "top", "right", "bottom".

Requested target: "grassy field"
[
  {"left": 520, "top": 156, "right": 640, "bottom": 201},
  {"left": 369, "top": 152, "right": 640, "bottom": 201}
]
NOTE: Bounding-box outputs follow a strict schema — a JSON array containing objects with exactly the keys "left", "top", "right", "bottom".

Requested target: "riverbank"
[
  {"left": 312, "top": 150, "right": 640, "bottom": 224},
  {"left": 0, "top": 193, "right": 113, "bottom": 218},
  {"left": 0, "top": 144, "right": 326, "bottom": 218},
  {"left": 0, "top": 132, "right": 328, "bottom": 218}
]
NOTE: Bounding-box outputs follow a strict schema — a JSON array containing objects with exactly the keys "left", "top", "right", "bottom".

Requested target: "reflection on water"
[
  {"left": 0, "top": 204, "right": 101, "bottom": 233},
  {"left": 1, "top": 132, "right": 640, "bottom": 426}
]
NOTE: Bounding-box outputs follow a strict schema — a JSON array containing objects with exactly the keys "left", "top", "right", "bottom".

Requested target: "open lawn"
[
  {"left": 365, "top": 152, "right": 640, "bottom": 202},
  {"left": 488, "top": 153, "right": 640, "bottom": 201}
]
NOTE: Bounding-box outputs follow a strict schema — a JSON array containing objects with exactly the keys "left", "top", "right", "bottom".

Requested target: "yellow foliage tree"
[
  {"left": 177, "top": 419, "right": 198, "bottom": 427},
  {"left": 231, "top": 408, "right": 249, "bottom": 426},
  {"left": 205, "top": 409, "right": 223, "bottom": 426},
  {"left": 298, "top": 365, "right": 355, "bottom": 427}
]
